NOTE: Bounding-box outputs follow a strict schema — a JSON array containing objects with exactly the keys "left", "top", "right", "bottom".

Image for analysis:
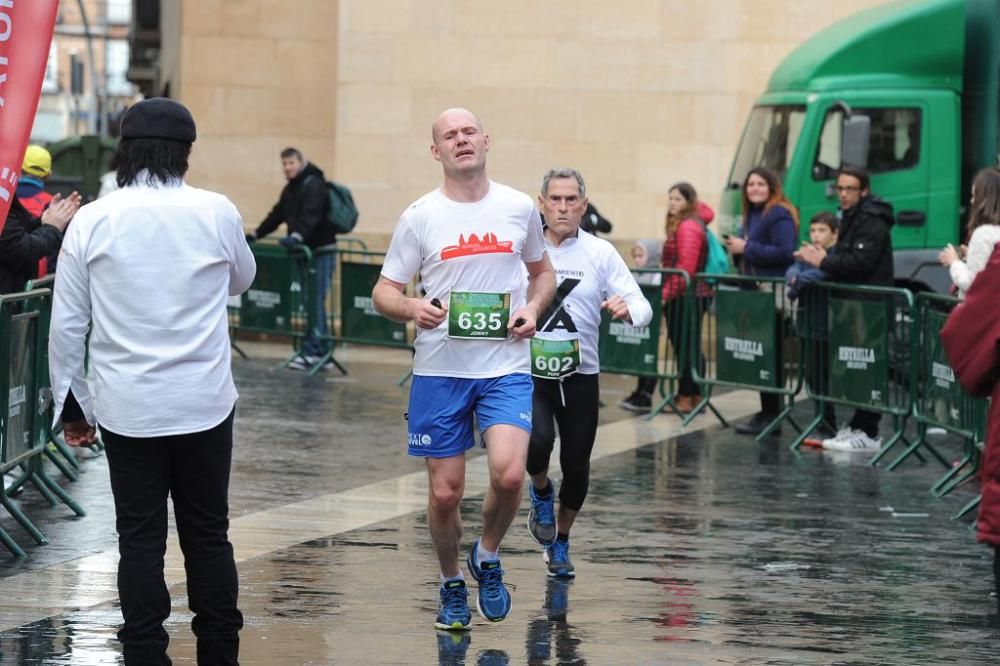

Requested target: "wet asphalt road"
[{"left": 0, "top": 344, "right": 995, "bottom": 664}]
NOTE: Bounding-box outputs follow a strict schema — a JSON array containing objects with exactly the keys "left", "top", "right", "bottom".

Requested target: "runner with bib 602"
[{"left": 526, "top": 168, "right": 652, "bottom": 578}]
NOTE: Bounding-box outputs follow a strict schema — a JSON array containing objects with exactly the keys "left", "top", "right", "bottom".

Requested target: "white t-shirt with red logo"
[{"left": 381, "top": 182, "right": 546, "bottom": 378}]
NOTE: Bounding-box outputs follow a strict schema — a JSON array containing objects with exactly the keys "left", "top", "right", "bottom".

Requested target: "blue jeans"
[{"left": 302, "top": 252, "right": 335, "bottom": 357}]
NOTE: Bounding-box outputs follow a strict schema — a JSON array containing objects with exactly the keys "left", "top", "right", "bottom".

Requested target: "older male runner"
[
  {"left": 526, "top": 168, "right": 652, "bottom": 577},
  {"left": 372, "top": 108, "right": 555, "bottom": 630}
]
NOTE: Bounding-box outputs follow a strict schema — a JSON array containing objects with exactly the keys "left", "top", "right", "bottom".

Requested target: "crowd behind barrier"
[{"left": 0, "top": 248, "right": 988, "bottom": 557}]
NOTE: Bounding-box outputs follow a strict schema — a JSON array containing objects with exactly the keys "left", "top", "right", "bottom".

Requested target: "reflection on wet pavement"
[{"left": 0, "top": 347, "right": 995, "bottom": 664}]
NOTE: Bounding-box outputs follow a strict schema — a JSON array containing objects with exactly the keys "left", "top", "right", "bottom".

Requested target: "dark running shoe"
[
  {"left": 544, "top": 540, "right": 576, "bottom": 579},
  {"left": 619, "top": 391, "right": 652, "bottom": 413},
  {"left": 527, "top": 482, "right": 557, "bottom": 545}
]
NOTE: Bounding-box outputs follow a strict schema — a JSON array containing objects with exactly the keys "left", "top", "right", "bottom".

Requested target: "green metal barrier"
[
  {"left": 331, "top": 249, "right": 414, "bottom": 385},
  {"left": 789, "top": 282, "right": 917, "bottom": 466},
  {"left": 896, "top": 293, "right": 988, "bottom": 498},
  {"left": 22, "top": 275, "right": 86, "bottom": 482},
  {"left": 686, "top": 274, "right": 803, "bottom": 438},
  {"left": 0, "top": 289, "right": 84, "bottom": 558},
  {"left": 334, "top": 237, "right": 368, "bottom": 253},
  {"left": 597, "top": 268, "right": 708, "bottom": 419},
  {"left": 338, "top": 251, "right": 409, "bottom": 349},
  {"left": 229, "top": 242, "right": 315, "bottom": 370}
]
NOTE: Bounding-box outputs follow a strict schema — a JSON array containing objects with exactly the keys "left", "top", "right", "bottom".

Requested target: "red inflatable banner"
[{"left": 0, "top": 0, "right": 59, "bottom": 233}]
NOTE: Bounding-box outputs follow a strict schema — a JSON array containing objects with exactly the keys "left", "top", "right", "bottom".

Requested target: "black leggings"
[{"left": 527, "top": 373, "right": 600, "bottom": 512}]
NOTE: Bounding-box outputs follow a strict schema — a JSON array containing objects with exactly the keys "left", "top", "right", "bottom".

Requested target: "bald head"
[{"left": 432, "top": 108, "right": 483, "bottom": 143}]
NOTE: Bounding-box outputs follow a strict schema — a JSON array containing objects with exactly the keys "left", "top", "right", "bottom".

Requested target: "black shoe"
[
  {"left": 620, "top": 391, "right": 652, "bottom": 413},
  {"left": 734, "top": 412, "right": 781, "bottom": 436}
]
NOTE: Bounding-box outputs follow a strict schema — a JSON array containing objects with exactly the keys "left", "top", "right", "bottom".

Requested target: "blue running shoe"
[
  {"left": 435, "top": 579, "right": 472, "bottom": 630},
  {"left": 527, "top": 482, "right": 556, "bottom": 545},
  {"left": 544, "top": 540, "right": 576, "bottom": 578},
  {"left": 467, "top": 539, "right": 512, "bottom": 622}
]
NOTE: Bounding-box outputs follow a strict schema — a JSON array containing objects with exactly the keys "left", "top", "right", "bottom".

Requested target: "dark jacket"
[
  {"left": 580, "top": 203, "right": 612, "bottom": 236},
  {"left": 0, "top": 198, "right": 63, "bottom": 294},
  {"left": 820, "top": 197, "right": 894, "bottom": 286},
  {"left": 739, "top": 203, "right": 797, "bottom": 278},
  {"left": 254, "top": 163, "right": 335, "bottom": 248}
]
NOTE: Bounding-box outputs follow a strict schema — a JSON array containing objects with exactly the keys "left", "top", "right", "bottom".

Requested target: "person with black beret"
[{"left": 49, "top": 97, "right": 254, "bottom": 666}]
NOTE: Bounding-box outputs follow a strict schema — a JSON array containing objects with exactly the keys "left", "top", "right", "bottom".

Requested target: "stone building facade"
[{"left": 132, "top": 0, "right": 887, "bottom": 244}]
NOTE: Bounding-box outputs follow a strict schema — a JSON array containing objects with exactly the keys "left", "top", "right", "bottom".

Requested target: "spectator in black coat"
[
  {"left": 797, "top": 166, "right": 894, "bottom": 452},
  {"left": 0, "top": 194, "right": 80, "bottom": 294},
  {"left": 246, "top": 147, "right": 336, "bottom": 369}
]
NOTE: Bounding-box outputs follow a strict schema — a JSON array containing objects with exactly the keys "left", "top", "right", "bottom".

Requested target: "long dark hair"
[
  {"left": 665, "top": 182, "right": 699, "bottom": 236},
  {"left": 741, "top": 166, "right": 800, "bottom": 232},
  {"left": 115, "top": 138, "right": 191, "bottom": 188},
  {"left": 969, "top": 166, "right": 1000, "bottom": 233}
]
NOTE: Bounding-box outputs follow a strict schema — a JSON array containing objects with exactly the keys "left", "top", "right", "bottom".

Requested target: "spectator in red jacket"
[
  {"left": 660, "top": 183, "right": 712, "bottom": 415},
  {"left": 16, "top": 145, "right": 54, "bottom": 217},
  {"left": 940, "top": 245, "right": 1000, "bottom": 616},
  {"left": 16, "top": 145, "right": 58, "bottom": 277}
]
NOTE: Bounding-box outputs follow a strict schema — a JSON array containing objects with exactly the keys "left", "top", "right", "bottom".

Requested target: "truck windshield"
[{"left": 728, "top": 105, "right": 806, "bottom": 188}]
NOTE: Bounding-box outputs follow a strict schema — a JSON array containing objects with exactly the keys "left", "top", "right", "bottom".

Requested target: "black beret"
[{"left": 120, "top": 98, "right": 197, "bottom": 143}]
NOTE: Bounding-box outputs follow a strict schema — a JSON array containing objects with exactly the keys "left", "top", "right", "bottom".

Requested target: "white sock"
[
  {"left": 476, "top": 541, "right": 499, "bottom": 567},
  {"left": 441, "top": 571, "right": 464, "bottom": 586}
]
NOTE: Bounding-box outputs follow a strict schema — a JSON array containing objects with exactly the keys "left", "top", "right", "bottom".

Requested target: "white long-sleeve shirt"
[
  {"left": 949, "top": 224, "right": 1000, "bottom": 299},
  {"left": 49, "top": 178, "right": 256, "bottom": 437},
  {"left": 536, "top": 230, "right": 653, "bottom": 374}
]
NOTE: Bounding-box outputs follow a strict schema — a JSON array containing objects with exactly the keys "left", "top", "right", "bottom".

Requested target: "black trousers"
[
  {"left": 103, "top": 410, "right": 243, "bottom": 666},
  {"left": 849, "top": 409, "right": 882, "bottom": 438},
  {"left": 664, "top": 298, "right": 706, "bottom": 396},
  {"left": 759, "top": 313, "right": 787, "bottom": 416},
  {"left": 805, "top": 338, "right": 837, "bottom": 428},
  {"left": 527, "top": 374, "right": 600, "bottom": 512}
]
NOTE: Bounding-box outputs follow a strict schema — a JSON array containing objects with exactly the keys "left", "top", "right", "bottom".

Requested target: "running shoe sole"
[
  {"left": 473, "top": 594, "right": 510, "bottom": 622},
  {"left": 434, "top": 620, "right": 471, "bottom": 631}
]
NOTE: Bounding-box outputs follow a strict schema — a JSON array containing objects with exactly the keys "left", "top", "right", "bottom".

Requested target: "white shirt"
[
  {"left": 536, "top": 230, "right": 653, "bottom": 374},
  {"left": 949, "top": 224, "right": 1000, "bottom": 298},
  {"left": 381, "top": 182, "right": 546, "bottom": 378},
  {"left": 49, "top": 179, "right": 256, "bottom": 437}
]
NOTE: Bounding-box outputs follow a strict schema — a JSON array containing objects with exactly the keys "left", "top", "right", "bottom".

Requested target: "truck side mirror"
[{"left": 841, "top": 114, "right": 870, "bottom": 169}]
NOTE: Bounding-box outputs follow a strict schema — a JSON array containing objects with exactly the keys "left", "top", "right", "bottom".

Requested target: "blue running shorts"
[{"left": 406, "top": 373, "right": 533, "bottom": 458}]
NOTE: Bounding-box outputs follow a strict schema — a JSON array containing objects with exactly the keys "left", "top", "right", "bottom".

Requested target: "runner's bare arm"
[
  {"left": 372, "top": 276, "right": 447, "bottom": 329},
  {"left": 510, "top": 253, "right": 556, "bottom": 339}
]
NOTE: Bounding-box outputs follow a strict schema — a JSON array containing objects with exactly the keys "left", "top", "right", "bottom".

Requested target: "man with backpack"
[{"left": 247, "top": 147, "right": 353, "bottom": 369}]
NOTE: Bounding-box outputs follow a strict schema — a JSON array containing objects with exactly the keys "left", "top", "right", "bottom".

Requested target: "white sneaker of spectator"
[{"left": 821, "top": 428, "right": 882, "bottom": 452}]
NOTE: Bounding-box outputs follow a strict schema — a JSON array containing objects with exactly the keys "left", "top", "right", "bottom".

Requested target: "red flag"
[{"left": 0, "top": 0, "right": 59, "bottom": 234}]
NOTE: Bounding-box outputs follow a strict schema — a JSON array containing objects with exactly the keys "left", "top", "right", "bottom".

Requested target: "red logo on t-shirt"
[{"left": 440, "top": 232, "right": 514, "bottom": 260}]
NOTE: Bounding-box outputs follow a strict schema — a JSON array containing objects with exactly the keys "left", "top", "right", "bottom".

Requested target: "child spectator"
[
  {"left": 787, "top": 211, "right": 839, "bottom": 436},
  {"left": 786, "top": 211, "right": 839, "bottom": 300},
  {"left": 619, "top": 240, "right": 662, "bottom": 411}
]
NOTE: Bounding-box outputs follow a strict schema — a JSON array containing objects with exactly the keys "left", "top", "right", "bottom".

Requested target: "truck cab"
[{"left": 721, "top": 0, "right": 999, "bottom": 293}]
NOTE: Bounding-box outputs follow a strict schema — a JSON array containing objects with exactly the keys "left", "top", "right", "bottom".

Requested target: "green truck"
[{"left": 721, "top": 0, "right": 999, "bottom": 293}]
